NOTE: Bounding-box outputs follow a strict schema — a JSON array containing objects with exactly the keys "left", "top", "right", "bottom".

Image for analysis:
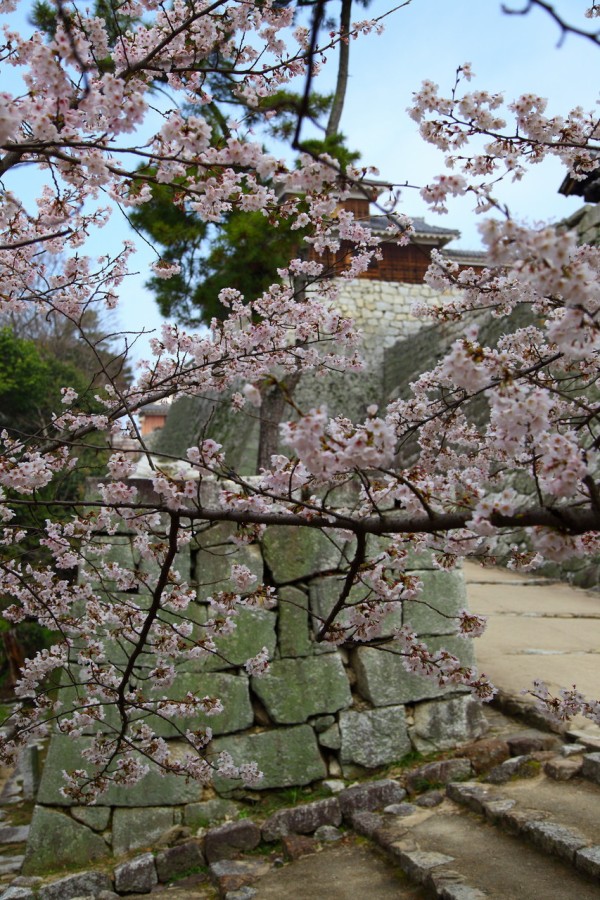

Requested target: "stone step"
[
  {"left": 366, "top": 800, "right": 600, "bottom": 899},
  {"left": 447, "top": 774, "right": 600, "bottom": 884}
]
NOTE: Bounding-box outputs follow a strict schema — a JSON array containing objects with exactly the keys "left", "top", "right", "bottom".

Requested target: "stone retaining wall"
[{"left": 23, "top": 510, "right": 485, "bottom": 875}]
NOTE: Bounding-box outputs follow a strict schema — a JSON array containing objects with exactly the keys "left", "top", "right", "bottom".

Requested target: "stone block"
[
  {"left": 395, "top": 848, "right": 455, "bottom": 884},
  {"left": 506, "top": 731, "right": 560, "bottom": 755},
  {"left": 204, "top": 820, "right": 261, "bottom": 862},
  {"left": 37, "top": 872, "right": 113, "bottom": 900},
  {"left": 582, "top": 752, "right": 600, "bottom": 784},
  {"left": 147, "top": 671, "right": 253, "bottom": 737},
  {"left": 70, "top": 806, "right": 111, "bottom": 831},
  {"left": 445, "top": 782, "right": 490, "bottom": 815},
  {"left": 22, "top": 807, "right": 109, "bottom": 875},
  {"left": 352, "top": 648, "right": 448, "bottom": 709},
  {"left": 36, "top": 735, "right": 203, "bottom": 806},
  {"left": 209, "top": 859, "right": 270, "bottom": 895},
  {"left": 460, "top": 739, "right": 511, "bottom": 774},
  {"left": 112, "top": 806, "right": 174, "bottom": 856},
  {"left": 282, "top": 834, "right": 316, "bottom": 860},
  {"left": 524, "top": 821, "right": 588, "bottom": 861},
  {"left": 181, "top": 608, "right": 277, "bottom": 672},
  {"left": 347, "top": 810, "right": 384, "bottom": 837},
  {"left": 212, "top": 725, "right": 326, "bottom": 791},
  {"left": 184, "top": 799, "right": 239, "bottom": 830},
  {"left": 402, "top": 570, "right": 466, "bottom": 635},
  {"left": 156, "top": 840, "right": 205, "bottom": 882},
  {"left": 484, "top": 755, "right": 540, "bottom": 785},
  {"left": 410, "top": 695, "right": 486, "bottom": 753},
  {"left": 114, "top": 853, "right": 158, "bottom": 894},
  {"left": 194, "top": 527, "right": 263, "bottom": 601},
  {"left": 251, "top": 656, "right": 351, "bottom": 724},
  {"left": 310, "top": 579, "right": 402, "bottom": 640},
  {"left": 262, "top": 798, "right": 341, "bottom": 841},
  {"left": 406, "top": 758, "right": 471, "bottom": 793},
  {"left": 576, "top": 845, "right": 600, "bottom": 879},
  {"left": 339, "top": 708, "right": 411, "bottom": 768},
  {"left": 263, "top": 526, "right": 343, "bottom": 582},
  {"left": 278, "top": 586, "right": 311, "bottom": 658},
  {"left": 544, "top": 757, "right": 583, "bottom": 781},
  {"left": 338, "top": 780, "right": 406, "bottom": 817},
  {"left": 318, "top": 724, "right": 341, "bottom": 750}
]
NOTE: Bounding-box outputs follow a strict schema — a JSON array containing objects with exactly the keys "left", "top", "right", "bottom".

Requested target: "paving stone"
[
  {"left": 22, "top": 806, "right": 109, "bottom": 875},
  {"left": 395, "top": 848, "right": 455, "bottom": 884},
  {"left": 70, "top": 807, "right": 111, "bottom": 831},
  {"left": 183, "top": 799, "right": 239, "bottom": 830},
  {"left": 262, "top": 798, "right": 341, "bottom": 841},
  {"left": 445, "top": 782, "right": 491, "bottom": 815},
  {"left": 37, "top": 872, "right": 112, "bottom": 900},
  {"left": 251, "top": 656, "right": 351, "bottom": 724},
  {"left": 114, "top": 853, "right": 158, "bottom": 894},
  {"left": 383, "top": 803, "right": 418, "bottom": 816},
  {"left": 212, "top": 725, "right": 326, "bottom": 791},
  {"left": 155, "top": 840, "right": 205, "bottom": 882},
  {"left": 483, "top": 754, "right": 540, "bottom": 785},
  {"left": 411, "top": 695, "right": 486, "bottom": 753},
  {"left": 339, "top": 707, "right": 411, "bottom": 768},
  {"left": 427, "top": 869, "right": 487, "bottom": 900},
  {"left": 582, "top": 752, "right": 600, "bottom": 785},
  {"left": 347, "top": 810, "right": 385, "bottom": 837},
  {"left": 278, "top": 586, "right": 311, "bottom": 658},
  {"left": 481, "top": 797, "right": 517, "bottom": 823},
  {"left": 314, "top": 825, "right": 343, "bottom": 842},
  {"left": 204, "top": 820, "right": 261, "bottom": 862},
  {"left": 544, "top": 756, "right": 583, "bottom": 781},
  {"left": 501, "top": 807, "right": 548, "bottom": 836},
  {"left": 506, "top": 731, "right": 560, "bottom": 755},
  {"left": 416, "top": 791, "right": 445, "bottom": 808},
  {"left": 524, "top": 821, "right": 588, "bottom": 861},
  {"left": 0, "top": 826, "right": 29, "bottom": 844},
  {"left": 460, "top": 738, "right": 511, "bottom": 774},
  {"left": 112, "top": 806, "right": 174, "bottom": 856},
  {"left": 576, "top": 845, "right": 600, "bottom": 879},
  {"left": 406, "top": 758, "right": 471, "bottom": 793},
  {"left": 281, "top": 833, "right": 316, "bottom": 860},
  {"left": 339, "top": 779, "right": 406, "bottom": 817},
  {"left": 209, "top": 859, "right": 270, "bottom": 895},
  {"left": 225, "top": 889, "right": 257, "bottom": 900}
]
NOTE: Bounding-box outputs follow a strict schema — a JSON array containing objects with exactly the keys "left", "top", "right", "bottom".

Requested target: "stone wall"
[{"left": 23, "top": 507, "right": 485, "bottom": 874}]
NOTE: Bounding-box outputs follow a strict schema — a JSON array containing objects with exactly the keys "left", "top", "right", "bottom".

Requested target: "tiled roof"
[{"left": 368, "top": 215, "right": 460, "bottom": 245}]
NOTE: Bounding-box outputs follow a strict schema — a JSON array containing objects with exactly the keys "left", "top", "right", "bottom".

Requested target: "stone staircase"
[
  {"left": 353, "top": 741, "right": 600, "bottom": 899},
  {"left": 2, "top": 714, "right": 600, "bottom": 898}
]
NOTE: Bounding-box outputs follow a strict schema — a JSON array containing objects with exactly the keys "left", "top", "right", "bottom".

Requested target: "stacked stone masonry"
[{"left": 23, "top": 512, "right": 485, "bottom": 874}]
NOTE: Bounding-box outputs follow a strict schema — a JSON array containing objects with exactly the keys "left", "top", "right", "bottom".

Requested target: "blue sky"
[{"left": 3, "top": 0, "right": 598, "bottom": 359}]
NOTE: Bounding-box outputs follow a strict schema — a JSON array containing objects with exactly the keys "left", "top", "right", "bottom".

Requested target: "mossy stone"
[
  {"left": 251, "top": 656, "right": 351, "bottom": 724},
  {"left": 22, "top": 806, "right": 109, "bottom": 875},
  {"left": 211, "top": 725, "right": 326, "bottom": 791}
]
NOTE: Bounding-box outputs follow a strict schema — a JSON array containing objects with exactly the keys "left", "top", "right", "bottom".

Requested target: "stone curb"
[{"left": 446, "top": 780, "right": 600, "bottom": 881}]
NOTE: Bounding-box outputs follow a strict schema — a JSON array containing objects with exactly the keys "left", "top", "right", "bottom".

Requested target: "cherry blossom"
[{"left": 0, "top": 0, "right": 599, "bottom": 800}]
